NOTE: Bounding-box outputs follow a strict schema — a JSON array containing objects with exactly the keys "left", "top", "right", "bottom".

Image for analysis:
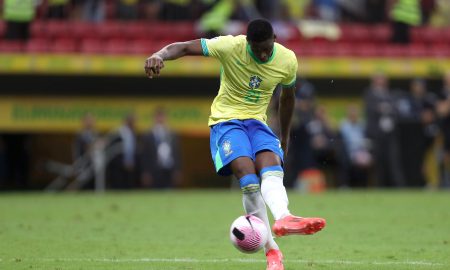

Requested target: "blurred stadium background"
[
  {"left": 1, "top": 0, "right": 450, "bottom": 191},
  {"left": 2, "top": 1, "right": 450, "bottom": 269}
]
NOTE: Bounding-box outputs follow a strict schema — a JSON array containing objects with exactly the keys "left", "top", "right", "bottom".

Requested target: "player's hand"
[{"left": 145, "top": 54, "right": 164, "bottom": 78}]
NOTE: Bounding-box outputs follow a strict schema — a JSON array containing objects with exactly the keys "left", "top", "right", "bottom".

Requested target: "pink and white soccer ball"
[{"left": 229, "top": 215, "right": 268, "bottom": 253}]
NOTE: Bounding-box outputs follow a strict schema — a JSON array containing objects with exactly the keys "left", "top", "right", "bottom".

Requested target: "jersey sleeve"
[
  {"left": 280, "top": 52, "right": 298, "bottom": 88},
  {"left": 200, "top": 35, "right": 236, "bottom": 61}
]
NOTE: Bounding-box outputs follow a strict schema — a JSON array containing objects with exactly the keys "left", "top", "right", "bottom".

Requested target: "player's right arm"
[
  {"left": 145, "top": 40, "right": 203, "bottom": 78},
  {"left": 278, "top": 51, "right": 299, "bottom": 155}
]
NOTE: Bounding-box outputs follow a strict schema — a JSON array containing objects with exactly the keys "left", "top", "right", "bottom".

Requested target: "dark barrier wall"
[{"left": 0, "top": 75, "right": 445, "bottom": 97}]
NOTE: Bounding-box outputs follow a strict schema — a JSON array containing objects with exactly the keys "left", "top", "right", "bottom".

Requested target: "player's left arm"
[{"left": 278, "top": 85, "right": 296, "bottom": 155}]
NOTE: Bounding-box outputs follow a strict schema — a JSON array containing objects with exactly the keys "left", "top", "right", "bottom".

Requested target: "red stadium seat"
[
  {"left": 170, "top": 22, "right": 197, "bottom": 41},
  {"left": 123, "top": 22, "right": 148, "bottom": 39},
  {"left": 46, "top": 20, "right": 71, "bottom": 38},
  {"left": 333, "top": 43, "right": 353, "bottom": 57},
  {"left": 354, "top": 43, "right": 380, "bottom": 57},
  {"left": 406, "top": 43, "right": 429, "bottom": 57},
  {"left": 104, "top": 38, "right": 128, "bottom": 54},
  {"left": 0, "top": 20, "right": 5, "bottom": 38},
  {"left": 443, "top": 27, "right": 450, "bottom": 43},
  {"left": 97, "top": 22, "right": 125, "bottom": 39},
  {"left": 80, "top": 38, "right": 104, "bottom": 54},
  {"left": 379, "top": 44, "right": 407, "bottom": 57},
  {"left": 25, "top": 38, "right": 50, "bottom": 53},
  {"left": 149, "top": 23, "right": 174, "bottom": 40},
  {"left": 148, "top": 22, "right": 198, "bottom": 41},
  {"left": 371, "top": 24, "right": 391, "bottom": 43},
  {"left": 30, "top": 20, "right": 47, "bottom": 38},
  {"left": 421, "top": 27, "right": 445, "bottom": 44},
  {"left": 71, "top": 22, "right": 99, "bottom": 39},
  {"left": 128, "top": 40, "right": 153, "bottom": 55},
  {"left": 50, "top": 38, "right": 77, "bottom": 53},
  {"left": 0, "top": 41, "right": 23, "bottom": 52},
  {"left": 300, "top": 42, "right": 334, "bottom": 57},
  {"left": 339, "top": 24, "right": 371, "bottom": 43},
  {"left": 411, "top": 27, "right": 444, "bottom": 44},
  {"left": 430, "top": 44, "right": 450, "bottom": 57}
]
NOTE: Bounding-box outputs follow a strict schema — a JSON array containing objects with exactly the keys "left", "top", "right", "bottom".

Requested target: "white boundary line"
[{"left": 0, "top": 258, "right": 445, "bottom": 267}]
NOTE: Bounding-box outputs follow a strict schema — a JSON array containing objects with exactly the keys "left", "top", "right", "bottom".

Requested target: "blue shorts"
[{"left": 210, "top": 119, "right": 284, "bottom": 176}]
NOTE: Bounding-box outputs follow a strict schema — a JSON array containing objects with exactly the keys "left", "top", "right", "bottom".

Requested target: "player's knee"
[
  {"left": 260, "top": 165, "right": 284, "bottom": 180},
  {"left": 239, "top": 174, "right": 260, "bottom": 193},
  {"left": 232, "top": 161, "right": 256, "bottom": 179}
]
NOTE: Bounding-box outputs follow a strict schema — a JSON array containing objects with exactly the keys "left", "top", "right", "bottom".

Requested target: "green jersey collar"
[{"left": 246, "top": 43, "right": 276, "bottom": 64}]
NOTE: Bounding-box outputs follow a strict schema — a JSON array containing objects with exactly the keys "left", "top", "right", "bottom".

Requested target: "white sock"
[
  {"left": 243, "top": 191, "right": 279, "bottom": 252},
  {"left": 261, "top": 171, "right": 290, "bottom": 221}
]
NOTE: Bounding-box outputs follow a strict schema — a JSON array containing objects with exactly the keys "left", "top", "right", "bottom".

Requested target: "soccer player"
[{"left": 145, "top": 19, "right": 326, "bottom": 270}]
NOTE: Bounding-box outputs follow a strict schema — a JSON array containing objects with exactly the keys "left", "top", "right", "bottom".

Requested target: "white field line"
[{"left": 0, "top": 257, "right": 445, "bottom": 267}]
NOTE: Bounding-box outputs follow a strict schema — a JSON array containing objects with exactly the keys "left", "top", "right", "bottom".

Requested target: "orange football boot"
[
  {"left": 273, "top": 215, "right": 326, "bottom": 237},
  {"left": 266, "top": 249, "right": 284, "bottom": 270}
]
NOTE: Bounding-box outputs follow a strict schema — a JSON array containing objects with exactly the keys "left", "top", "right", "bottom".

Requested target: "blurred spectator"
[
  {"left": 420, "top": 0, "right": 436, "bottom": 24},
  {"left": 160, "top": 0, "right": 191, "bottom": 21},
  {"left": 279, "top": 0, "right": 312, "bottom": 21},
  {"left": 430, "top": 0, "right": 450, "bottom": 26},
  {"left": 71, "top": 112, "right": 98, "bottom": 189},
  {"left": 364, "top": 73, "right": 404, "bottom": 187},
  {"left": 198, "top": 0, "right": 261, "bottom": 37},
  {"left": 140, "top": 107, "right": 182, "bottom": 189},
  {"left": 295, "top": 105, "right": 334, "bottom": 192},
  {"left": 308, "top": 105, "right": 335, "bottom": 167},
  {"left": 73, "top": 112, "right": 98, "bottom": 161},
  {"left": 116, "top": 0, "right": 139, "bottom": 20},
  {"left": 395, "top": 79, "right": 437, "bottom": 186},
  {"left": 339, "top": 105, "right": 372, "bottom": 187},
  {"left": 338, "top": 0, "right": 367, "bottom": 22},
  {"left": 70, "top": 0, "right": 84, "bottom": 20},
  {"left": 3, "top": 0, "right": 38, "bottom": 41},
  {"left": 86, "top": 0, "right": 105, "bottom": 22},
  {"left": 71, "top": 0, "right": 105, "bottom": 22},
  {"left": 255, "top": 0, "right": 279, "bottom": 20},
  {"left": 437, "top": 72, "right": 450, "bottom": 187},
  {"left": 288, "top": 80, "right": 316, "bottom": 187},
  {"left": 312, "top": 0, "right": 340, "bottom": 22},
  {"left": 389, "top": 0, "right": 421, "bottom": 44},
  {"left": 46, "top": 0, "right": 70, "bottom": 19},
  {"left": 106, "top": 114, "right": 139, "bottom": 189},
  {"left": 365, "top": 0, "right": 387, "bottom": 23},
  {"left": 142, "top": 0, "right": 162, "bottom": 21},
  {"left": 198, "top": 0, "right": 234, "bottom": 37}
]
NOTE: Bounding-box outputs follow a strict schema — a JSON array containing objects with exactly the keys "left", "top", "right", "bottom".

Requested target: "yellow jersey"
[{"left": 200, "top": 35, "right": 298, "bottom": 126}]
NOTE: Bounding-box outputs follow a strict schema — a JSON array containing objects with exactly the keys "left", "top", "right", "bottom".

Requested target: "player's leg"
[
  {"left": 230, "top": 157, "right": 280, "bottom": 253},
  {"left": 230, "top": 157, "right": 284, "bottom": 270},
  {"left": 255, "top": 151, "right": 290, "bottom": 220},
  {"left": 209, "top": 121, "right": 280, "bottom": 253},
  {"left": 255, "top": 151, "right": 325, "bottom": 236},
  {"left": 248, "top": 119, "right": 326, "bottom": 237}
]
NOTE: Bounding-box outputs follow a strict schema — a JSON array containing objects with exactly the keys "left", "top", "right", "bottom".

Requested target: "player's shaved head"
[
  {"left": 246, "top": 19, "right": 276, "bottom": 63},
  {"left": 246, "top": 19, "right": 274, "bottom": 43}
]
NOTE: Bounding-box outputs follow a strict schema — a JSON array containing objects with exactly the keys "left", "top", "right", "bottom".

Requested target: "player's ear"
[{"left": 273, "top": 34, "right": 277, "bottom": 41}]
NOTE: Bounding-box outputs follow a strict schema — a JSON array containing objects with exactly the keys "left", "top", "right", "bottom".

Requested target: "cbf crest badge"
[
  {"left": 222, "top": 140, "right": 233, "bottom": 157},
  {"left": 249, "top": 75, "right": 262, "bottom": 89}
]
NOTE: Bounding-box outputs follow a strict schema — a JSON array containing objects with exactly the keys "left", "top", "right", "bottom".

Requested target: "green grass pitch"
[{"left": 1, "top": 190, "right": 449, "bottom": 270}]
